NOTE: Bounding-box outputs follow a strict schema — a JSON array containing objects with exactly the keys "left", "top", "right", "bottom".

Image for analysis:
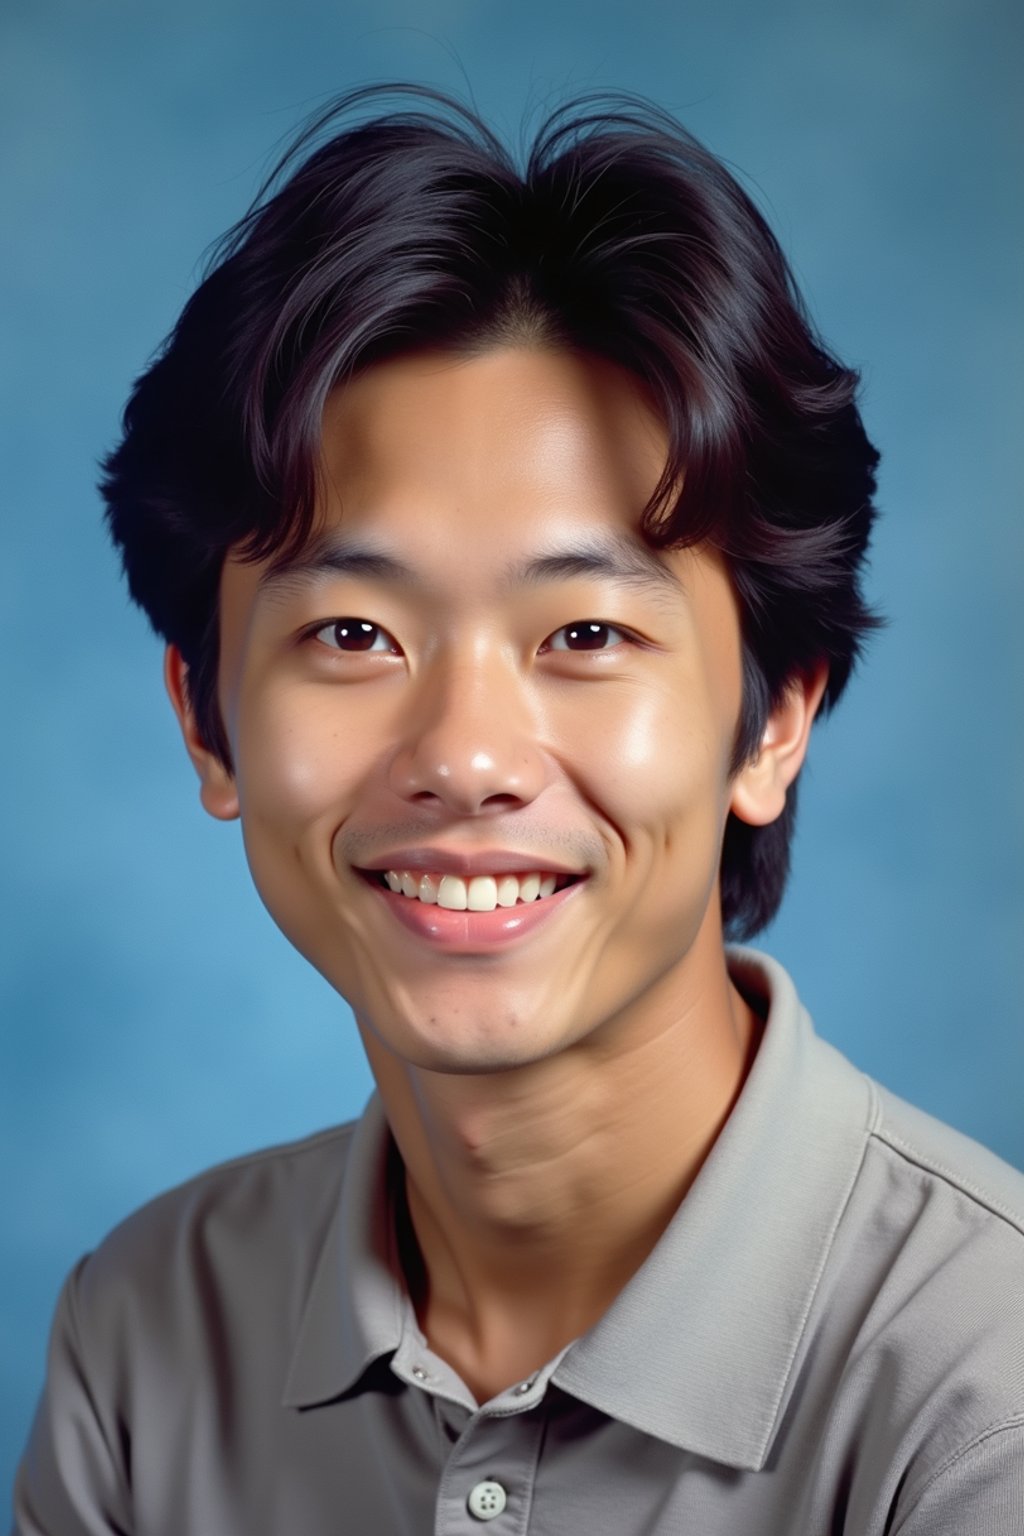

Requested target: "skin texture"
[{"left": 167, "top": 347, "right": 825, "bottom": 1401}]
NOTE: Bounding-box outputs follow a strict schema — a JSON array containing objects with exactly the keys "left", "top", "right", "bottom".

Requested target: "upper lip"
[{"left": 356, "top": 848, "right": 587, "bottom": 877}]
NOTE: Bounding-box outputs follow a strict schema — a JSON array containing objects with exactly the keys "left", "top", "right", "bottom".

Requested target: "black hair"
[{"left": 102, "top": 84, "right": 881, "bottom": 939}]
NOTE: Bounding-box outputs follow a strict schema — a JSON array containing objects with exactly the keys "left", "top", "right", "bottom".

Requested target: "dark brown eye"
[
  {"left": 316, "top": 619, "right": 393, "bottom": 652},
  {"left": 548, "top": 621, "right": 626, "bottom": 652}
]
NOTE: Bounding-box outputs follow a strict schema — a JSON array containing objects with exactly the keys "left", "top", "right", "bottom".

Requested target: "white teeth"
[
  {"left": 437, "top": 874, "right": 468, "bottom": 910},
  {"left": 383, "top": 869, "right": 568, "bottom": 910},
  {"left": 467, "top": 876, "right": 498, "bottom": 912}
]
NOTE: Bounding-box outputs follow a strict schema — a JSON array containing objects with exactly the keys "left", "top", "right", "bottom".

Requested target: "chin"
[
  {"left": 360, "top": 995, "right": 575, "bottom": 1077},
  {"left": 400, "top": 1025, "right": 557, "bottom": 1076},
  {"left": 346, "top": 966, "right": 583, "bottom": 1069}
]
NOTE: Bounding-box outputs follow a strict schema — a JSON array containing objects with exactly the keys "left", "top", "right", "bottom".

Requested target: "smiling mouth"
[{"left": 360, "top": 869, "right": 583, "bottom": 913}]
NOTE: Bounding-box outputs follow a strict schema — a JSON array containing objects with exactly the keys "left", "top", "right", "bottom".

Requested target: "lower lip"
[{"left": 365, "top": 877, "right": 585, "bottom": 951}]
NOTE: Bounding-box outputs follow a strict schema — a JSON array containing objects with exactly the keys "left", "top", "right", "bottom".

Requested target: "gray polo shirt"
[{"left": 13, "top": 951, "right": 1024, "bottom": 1534}]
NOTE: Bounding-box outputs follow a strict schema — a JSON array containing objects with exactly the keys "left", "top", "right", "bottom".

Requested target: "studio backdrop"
[{"left": 2, "top": 0, "right": 1021, "bottom": 1509}]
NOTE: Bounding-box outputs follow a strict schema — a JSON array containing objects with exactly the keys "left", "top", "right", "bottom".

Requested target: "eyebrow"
[
  {"left": 258, "top": 534, "right": 417, "bottom": 596},
  {"left": 257, "top": 530, "right": 683, "bottom": 602},
  {"left": 506, "top": 537, "right": 683, "bottom": 600}
]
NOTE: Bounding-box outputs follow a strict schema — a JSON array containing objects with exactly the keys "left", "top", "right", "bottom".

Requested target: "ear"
[
  {"left": 729, "top": 662, "right": 829, "bottom": 828},
  {"left": 164, "top": 646, "right": 240, "bottom": 821}
]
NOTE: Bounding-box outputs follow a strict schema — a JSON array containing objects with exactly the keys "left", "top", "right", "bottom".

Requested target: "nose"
[{"left": 387, "top": 653, "right": 548, "bottom": 816}]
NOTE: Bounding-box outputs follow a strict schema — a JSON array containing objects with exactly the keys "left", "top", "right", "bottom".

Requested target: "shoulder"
[
  {"left": 73, "top": 1119, "right": 360, "bottom": 1349},
  {"left": 870, "top": 1082, "right": 1024, "bottom": 1233},
  {"left": 96, "top": 1117, "right": 359, "bottom": 1255},
  {"left": 853, "top": 1079, "right": 1024, "bottom": 1298},
  {"left": 15, "top": 1123, "right": 369, "bottom": 1528},
  {"left": 844, "top": 1072, "right": 1024, "bottom": 1331},
  {"left": 824, "top": 1078, "right": 1024, "bottom": 1518}
]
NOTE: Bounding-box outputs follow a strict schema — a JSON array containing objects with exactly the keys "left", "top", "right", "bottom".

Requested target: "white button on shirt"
[{"left": 467, "top": 1480, "right": 507, "bottom": 1519}]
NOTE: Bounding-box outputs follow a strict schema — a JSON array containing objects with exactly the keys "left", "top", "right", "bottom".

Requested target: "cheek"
[
  {"left": 563, "top": 677, "right": 730, "bottom": 852},
  {"left": 228, "top": 681, "right": 384, "bottom": 965},
  {"left": 232, "top": 682, "right": 374, "bottom": 827}
]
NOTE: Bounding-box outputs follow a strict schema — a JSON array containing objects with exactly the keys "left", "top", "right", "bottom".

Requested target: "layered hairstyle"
[{"left": 102, "top": 85, "right": 881, "bottom": 939}]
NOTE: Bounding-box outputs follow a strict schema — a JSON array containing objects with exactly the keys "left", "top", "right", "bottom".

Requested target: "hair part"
[{"left": 102, "top": 84, "right": 882, "bottom": 939}]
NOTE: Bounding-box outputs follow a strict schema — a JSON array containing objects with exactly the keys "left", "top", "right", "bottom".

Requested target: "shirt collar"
[
  {"left": 552, "top": 949, "right": 874, "bottom": 1468},
  {"left": 282, "top": 1093, "right": 403, "bottom": 1408},
  {"left": 283, "top": 950, "right": 874, "bottom": 1470}
]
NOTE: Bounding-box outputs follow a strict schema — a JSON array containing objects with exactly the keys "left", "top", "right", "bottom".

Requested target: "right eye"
[{"left": 312, "top": 619, "right": 397, "bottom": 653}]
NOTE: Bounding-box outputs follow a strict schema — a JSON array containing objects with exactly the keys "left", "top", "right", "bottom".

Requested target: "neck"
[{"left": 360, "top": 944, "right": 759, "bottom": 1403}]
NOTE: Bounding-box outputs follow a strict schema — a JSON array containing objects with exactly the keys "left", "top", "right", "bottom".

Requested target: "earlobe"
[
  {"left": 729, "top": 663, "right": 829, "bottom": 828},
  {"left": 163, "top": 646, "right": 240, "bottom": 821}
]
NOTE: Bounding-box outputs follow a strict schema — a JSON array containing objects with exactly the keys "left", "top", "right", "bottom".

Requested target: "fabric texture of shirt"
[{"left": 12, "top": 950, "right": 1024, "bottom": 1534}]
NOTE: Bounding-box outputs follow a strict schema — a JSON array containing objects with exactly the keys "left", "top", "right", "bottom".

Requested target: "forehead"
[
  {"left": 321, "top": 345, "right": 666, "bottom": 497},
  {"left": 307, "top": 347, "right": 670, "bottom": 569}
]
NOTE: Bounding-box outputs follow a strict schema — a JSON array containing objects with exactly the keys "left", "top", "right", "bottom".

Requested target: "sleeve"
[
  {"left": 10, "top": 1259, "right": 133, "bottom": 1536},
  {"left": 892, "top": 1421, "right": 1024, "bottom": 1536}
]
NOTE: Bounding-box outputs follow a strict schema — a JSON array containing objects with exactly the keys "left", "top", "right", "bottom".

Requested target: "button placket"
[{"left": 434, "top": 1397, "right": 546, "bottom": 1535}]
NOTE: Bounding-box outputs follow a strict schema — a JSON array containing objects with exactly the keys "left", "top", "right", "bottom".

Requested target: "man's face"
[{"left": 195, "top": 348, "right": 764, "bottom": 1073}]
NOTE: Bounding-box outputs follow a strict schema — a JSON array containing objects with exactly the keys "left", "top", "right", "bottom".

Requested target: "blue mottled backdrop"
[{"left": 2, "top": 0, "right": 1022, "bottom": 1507}]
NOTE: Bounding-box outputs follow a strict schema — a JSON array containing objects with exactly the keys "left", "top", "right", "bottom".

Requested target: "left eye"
[
  {"left": 313, "top": 619, "right": 396, "bottom": 652},
  {"left": 546, "top": 621, "right": 628, "bottom": 652}
]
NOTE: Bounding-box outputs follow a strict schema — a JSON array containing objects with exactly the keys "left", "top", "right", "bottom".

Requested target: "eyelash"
[{"left": 308, "top": 618, "right": 633, "bottom": 655}]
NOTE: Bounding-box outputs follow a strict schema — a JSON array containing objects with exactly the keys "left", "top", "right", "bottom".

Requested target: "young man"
[{"left": 13, "top": 88, "right": 1024, "bottom": 1534}]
